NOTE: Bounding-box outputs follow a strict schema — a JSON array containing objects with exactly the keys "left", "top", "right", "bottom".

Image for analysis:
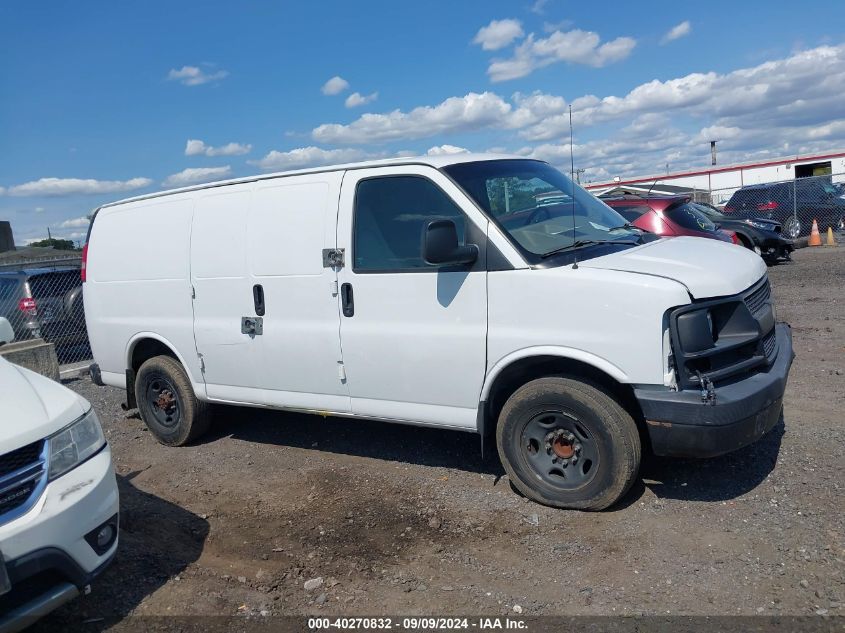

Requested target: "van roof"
[{"left": 99, "top": 152, "right": 525, "bottom": 210}]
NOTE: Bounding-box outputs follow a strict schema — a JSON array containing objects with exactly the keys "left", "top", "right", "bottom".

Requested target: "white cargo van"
[{"left": 83, "top": 155, "right": 793, "bottom": 510}]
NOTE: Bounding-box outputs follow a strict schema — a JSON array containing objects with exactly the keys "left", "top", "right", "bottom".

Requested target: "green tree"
[{"left": 28, "top": 237, "right": 77, "bottom": 250}]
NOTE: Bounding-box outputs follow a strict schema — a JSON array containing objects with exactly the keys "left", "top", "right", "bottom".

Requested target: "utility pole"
[
  {"left": 573, "top": 168, "right": 586, "bottom": 184},
  {"left": 47, "top": 227, "right": 52, "bottom": 240}
]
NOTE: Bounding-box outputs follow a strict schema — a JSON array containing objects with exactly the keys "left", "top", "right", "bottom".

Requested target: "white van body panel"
[
  {"left": 580, "top": 236, "right": 766, "bottom": 299},
  {"left": 335, "top": 165, "right": 495, "bottom": 429},
  {"left": 484, "top": 266, "right": 691, "bottom": 399},
  {"left": 189, "top": 172, "right": 349, "bottom": 412},
  {"left": 85, "top": 194, "right": 201, "bottom": 388}
]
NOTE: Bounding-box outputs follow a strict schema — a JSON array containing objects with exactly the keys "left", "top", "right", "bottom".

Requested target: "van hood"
[
  {"left": 0, "top": 356, "right": 88, "bottom": 454},
  {"left": 579, "top": 237, "right": 766, "bottom": 299}
]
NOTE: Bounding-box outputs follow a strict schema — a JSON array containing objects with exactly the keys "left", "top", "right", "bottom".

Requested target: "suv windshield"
[
  {"left": 665, "top": 202, "right": 717, "bottom": 232},
  {"left": 443, "top": 160, "right": 641, "bottom": 260},
  {"left": 692, "top": 202, "right": 725, "bottom": 220}
]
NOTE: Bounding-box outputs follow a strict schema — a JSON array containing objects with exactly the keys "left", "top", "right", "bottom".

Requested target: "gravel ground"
[{"left": 37, "top": 246, "right": 844, "bottom": 628}]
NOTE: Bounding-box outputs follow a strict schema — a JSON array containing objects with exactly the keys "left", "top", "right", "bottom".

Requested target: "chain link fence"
[
  {"left": 707, "top": 173, "right": 845, "bottom": 240},
  {"left": 0, "top": 258, "right": 91, "bottom": 370}
]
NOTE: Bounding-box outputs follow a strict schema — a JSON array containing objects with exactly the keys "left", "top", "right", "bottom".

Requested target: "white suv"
[{"left": 0, "top": 355, "right": 118, "bottom": 630}]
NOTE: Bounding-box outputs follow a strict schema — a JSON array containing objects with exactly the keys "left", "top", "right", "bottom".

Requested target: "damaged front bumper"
[{"left": 634, "top": 323, "right": 794, "bottom": 458}]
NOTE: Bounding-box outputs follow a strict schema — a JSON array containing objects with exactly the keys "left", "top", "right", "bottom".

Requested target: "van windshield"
[{"left": 443, "top": 160, "right": 643, "bottom": 262}]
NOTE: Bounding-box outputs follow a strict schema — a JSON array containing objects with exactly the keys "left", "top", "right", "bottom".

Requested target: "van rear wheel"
[
  {"left": 496, "top": 377, "right": 640, "bottom": 511},
  {"left": 135, "top": 355, "right": 210, "bottom": 446}
]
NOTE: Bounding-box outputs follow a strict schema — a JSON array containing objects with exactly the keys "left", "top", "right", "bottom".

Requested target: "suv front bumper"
[
  {"left": 0, "top": 447, "right": 119, "bottom": 631},
  {"left": 759, "top": 234, "right": 794, "bottom": 259},
  {"left": 635, "top": 323, "right": 794, "bottom": 458}
]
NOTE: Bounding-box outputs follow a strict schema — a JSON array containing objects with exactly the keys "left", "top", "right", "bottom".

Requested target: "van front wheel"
[
  {"left": 496, "top": 377, "right": 640, "bottom": 511},
  {"left": 135, "top": 355, "right": 210, "bottom": 446}
]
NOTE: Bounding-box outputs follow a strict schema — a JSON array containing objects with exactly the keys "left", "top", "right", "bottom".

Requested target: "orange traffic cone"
[
  {"left": 808, "top": 219, "right": 822, "bottom": 246},
  {"left": 826, "top": 226, "right": 837, "bottom": 246}
]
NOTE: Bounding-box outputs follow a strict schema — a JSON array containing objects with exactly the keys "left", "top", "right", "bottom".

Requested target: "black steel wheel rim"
[
  {"left": 520, "top": 410, "right": 600, "bottom": 490},
  {"left": 145, "top": 372, "right": 182, "bottom": 428}
]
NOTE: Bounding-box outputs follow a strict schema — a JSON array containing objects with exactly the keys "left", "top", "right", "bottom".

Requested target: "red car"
[{"left": 602, "top": 195, "right": 739, "bottom": 244}]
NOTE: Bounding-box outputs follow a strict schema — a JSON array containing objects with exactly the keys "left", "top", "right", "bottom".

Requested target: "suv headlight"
[
  {"left": 48, "top": 408, "right": 106, "bottom": 480},
  {"left": 745, "top": 219, "right": 771, "bottom": 230}
]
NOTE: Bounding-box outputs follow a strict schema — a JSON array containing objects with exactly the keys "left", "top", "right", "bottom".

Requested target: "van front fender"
[{"left": 479, "top": 346, "right": 629, "bottom": 403}]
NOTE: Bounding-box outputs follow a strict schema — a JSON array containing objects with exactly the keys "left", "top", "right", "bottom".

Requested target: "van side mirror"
[{"left": 422, "top": 219, "right": 478, "bottom": 266}]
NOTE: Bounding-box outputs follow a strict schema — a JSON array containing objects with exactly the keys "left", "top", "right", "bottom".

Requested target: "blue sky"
[{"left": 2, "top": 0, "right": 845, "bottom": 244}]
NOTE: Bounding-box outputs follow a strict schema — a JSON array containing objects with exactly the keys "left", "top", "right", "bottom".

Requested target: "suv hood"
[
  {"left": 0, "top": 356, "right": 87, "bottom": 454},
  {"left": 580, "top": 237, "right": 766, "bottom": 299}
]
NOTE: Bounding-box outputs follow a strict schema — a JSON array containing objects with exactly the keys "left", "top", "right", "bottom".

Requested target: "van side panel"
[
  {"left": 246, "top": 175, "right": 350, "bottom": 411},
  {"left": 85, "top": 195, "right": 200, "bottom": 385},
  {"left": 189, "top": 173, "right": 350, "bottom": 411},
  {"left": 190, "top": 186, "right": 258, "bottom": 393}
]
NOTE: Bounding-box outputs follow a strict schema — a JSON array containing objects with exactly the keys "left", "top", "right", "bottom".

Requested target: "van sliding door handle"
[
  {"left": 253, "top": 284, "right": 265, "bottom": 316},
  {"left": 341, "top": 283, "right": 354, "bottom": 317}
]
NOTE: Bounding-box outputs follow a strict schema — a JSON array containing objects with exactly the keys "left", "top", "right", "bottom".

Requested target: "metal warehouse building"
[{"left": 585, "top": 149, "right": 845, "bottom": 204}]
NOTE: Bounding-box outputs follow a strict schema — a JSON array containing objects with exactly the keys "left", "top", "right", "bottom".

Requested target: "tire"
[
  {"left": 63, "top": 286, "right": 85, "bottom": 327},
  {"left": 135, "top": 355, "right": 210, "bottom": 446},
  {"left": 783, "top": 216, "right": 801, "bottom": 240},
  {"left": 496, "top": 377, "right": 641, "bottom": 511}
]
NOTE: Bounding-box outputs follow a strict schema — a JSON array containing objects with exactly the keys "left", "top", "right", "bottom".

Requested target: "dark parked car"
[
  {"left": 0, "top": 267, "right": 87, "bottom": 346},
  {"left": 601, "top": 195, "right": 739, "bottom": 244},
  {"left": 723, "top": 179, "right": 845, "bottom": 239},
  {"left": 693, "top": 202, "right": 793, "bottom": 264}
]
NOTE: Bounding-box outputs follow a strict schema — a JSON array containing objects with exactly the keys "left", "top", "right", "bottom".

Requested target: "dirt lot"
[{"left": 41, "top": 247, "right": 843, "bottom": 627}]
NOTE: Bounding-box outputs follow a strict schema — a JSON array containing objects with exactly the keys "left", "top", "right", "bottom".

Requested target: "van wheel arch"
[
  {"left": 481, "top": 356, "right": 646, "bottom": 449},
  {"left": 129, "top": 337, "right": 180, "bottom": 373}
]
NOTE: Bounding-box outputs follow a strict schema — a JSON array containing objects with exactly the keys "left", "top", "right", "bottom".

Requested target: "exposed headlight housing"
[
  {"left": 48, "top": 408, "right": 106, "bottom": 480},
  {"left": 675, "top": 308, "right": 717, "bottom": 352},
  {"left": 668, "top": 278, "right": 776, "bottom": 390}
]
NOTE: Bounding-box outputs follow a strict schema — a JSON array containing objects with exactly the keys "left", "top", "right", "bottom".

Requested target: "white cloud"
[
  {"left": 426, "top": 145, "right": 470, "bottom": 156},
  {"left": 345, "top": 92, "right": 379, "bottom": 108},
  {"left": 530, "top": 0, "right": 548, "bottom": 14},
  {"left": 2, "top": 177, "right": 153, "bottom": 197},
  {"left": 661, "top": 21, "right": 691, "bottom": 44},
  {"left": 312, "top": 92, "right": 512, "bottom": 144},
  {"left": 57, "top": 216, "right": 91, "bottom": 229},
  {"left": 250, "top": 147, "right": 378, "bottom": 171},
  {"left": 185, "top": 139, "right": 252, "bottom": 156},
  {"left": 516, "top": 43, "right": 845, "bottom": 141},
  {"left": 487, "top": 29, "right": 636, "bottom": 81},
  {"left": 34, "top": 207, "right": 44, "bottom": 213},
  {"left": 543, "top": 20, "right": 573, "bottom": 33},
  {"left": 167, "top": 65, "right": 228, "bottom": 86},
  {"left": 472, "top": 19, "right": 524, "bottom": 51},
  {"left": 162, "top": 166, "right": 232, "bottom": 188},
  {"left": 322, "top": 76, "right": 350, "bottom": 95},
  {"left": 299, "top": 44, "right": 845, "bottom": 181}
]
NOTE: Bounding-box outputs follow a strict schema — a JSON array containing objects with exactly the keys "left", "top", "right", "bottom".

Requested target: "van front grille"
[
  {"left": 763, "top": 329, "right": 777, "bottom": 360},
  {"left": 744, "top": 278, "right": 771, "bottom": 316}
]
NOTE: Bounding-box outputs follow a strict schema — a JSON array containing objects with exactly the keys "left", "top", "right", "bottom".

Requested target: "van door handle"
[
  {"left": 253, "top": 284, "right": 265, "bottom": 316},
  {"left": 341, "top": 283, "right": 354, "bottom": 317}
]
